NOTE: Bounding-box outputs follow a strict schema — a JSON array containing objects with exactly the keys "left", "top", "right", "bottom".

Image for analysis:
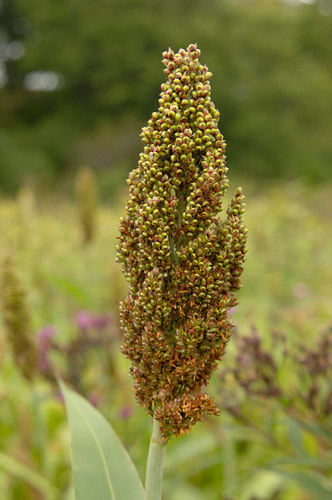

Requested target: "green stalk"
[{"left": 144, "top": 418, "right": 167, "bottom": 500}]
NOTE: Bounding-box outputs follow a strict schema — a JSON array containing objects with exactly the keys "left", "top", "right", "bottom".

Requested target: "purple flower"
[
  {"left": 91, "top": 314, "right": 112, "bottom": 330},
  {"left": 76, "top": 310, "right": 94, "bottom": 331},
  {"left": 88, "top": 391, "right": 102, "bottom": 407},
  {"left": 76, "top": 310, "right": 112, "bottom": 331},
  {"left": 39, "top": 326, "right": 56, "bottom": 343},
  {"left": 37, "top": 326, "right": 56, "bottom": 372},
  {"left": 118, "top": 404, "right": 133, "bottom": 419}
]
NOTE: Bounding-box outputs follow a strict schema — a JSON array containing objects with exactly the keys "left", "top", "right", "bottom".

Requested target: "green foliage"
[
  {"left": 61, "top": 382, "right": 144, "bottom": 500},
  {"left": 0, "top": 452, "right": 58, "bottom": 500},
  {"left": 0, "top": 182, "right": 331, "bottom": 499},
  {"left": 0, "top": 131, "right": 56, "bottom": 194},
  {"left": 1, "top": 0, "right": 332, "bottom": 190},
  {"left": 216, "top": 321, "right": 332, "bottom": 499}
]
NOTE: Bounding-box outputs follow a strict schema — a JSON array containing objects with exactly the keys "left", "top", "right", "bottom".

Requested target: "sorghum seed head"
[
  {"left": 1, "top": 253, "right": 37, "bottom": 380},
  {"left": 117, "top": 44, "right": 247, "bottom": 440}
]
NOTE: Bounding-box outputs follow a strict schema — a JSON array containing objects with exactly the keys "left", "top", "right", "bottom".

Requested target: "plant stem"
[{"left": 145, "top": 418, "right": 166, "bottom": 500}]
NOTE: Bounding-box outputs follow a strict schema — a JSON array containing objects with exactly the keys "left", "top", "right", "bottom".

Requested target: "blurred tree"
[
  {"left": 0, "top": 0, "right": 28, "bottom": 89},
  {"left": 0, "top": 0, "right": 331, "bottom": 191}
]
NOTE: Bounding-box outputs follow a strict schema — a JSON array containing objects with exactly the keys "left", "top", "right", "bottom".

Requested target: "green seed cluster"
[
  {"left": 117, "top": 44, "right": 247, "bottom": 440},
  {"left": 1, "top": 254, "right": 37, "bottom": 380}
]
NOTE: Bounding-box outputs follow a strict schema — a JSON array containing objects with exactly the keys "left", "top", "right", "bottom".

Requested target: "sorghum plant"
[
  {"left": 75, "top": 165, "right": 97, "bottom": 244},
  {"left": 1, "top": 253, "right": 37, "bottom": 380},
  {"left": 117, "top": 43, "right": 247, "bottom": 440},
  {"left": 61, "top": 44, "right": 247, "bottom": 500},
  {"left": 117, "top": 43, "right": 247, "bottom": 498}
]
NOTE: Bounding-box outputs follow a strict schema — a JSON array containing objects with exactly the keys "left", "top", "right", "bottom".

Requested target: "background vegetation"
[
  {"left": 0, "top": 0, "right": 331, "bottom": 499},
  {"left": 1, "top": 0, "right": 332, "bottom": 191}
]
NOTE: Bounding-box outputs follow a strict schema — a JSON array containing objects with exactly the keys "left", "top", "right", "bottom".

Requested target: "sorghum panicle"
[
  {"left": 117, "top": 44, "right": 247, "bottom": 440},
  {"left": 75, "top": 165, "right": 97, "bottom": 244},
  {"left": 1, "top": 254, "right": 37, "bottom": 380}
]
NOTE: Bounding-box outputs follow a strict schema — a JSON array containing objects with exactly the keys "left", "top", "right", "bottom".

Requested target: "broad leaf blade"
[{"left": 61, "top": 382, "right": 144, "bottom": 500}]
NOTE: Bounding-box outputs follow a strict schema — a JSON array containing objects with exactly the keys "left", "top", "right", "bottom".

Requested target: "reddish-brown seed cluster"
[{"left": 117, "top": 44, "right": 247, "bottom": 440}]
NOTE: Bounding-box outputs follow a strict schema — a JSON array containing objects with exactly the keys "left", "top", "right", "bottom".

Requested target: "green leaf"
[
  {"left": 284, "top": 416, "right": 305, "bottom": 455},
  {"left": 0, "top": 452, "right": 58, "bottom": 499},
  {"left": 165, "top": 431, "right": 216, "bottom": 470},
  {"left": 295, "top": 419, "right": 332, "bottom": 445},
  {"left": 266, "top": 468, "right": 332, "bottom": 500},
  {"left": 269, "top": 455, "right": 332, "bottom": 469},
  {"left": 46, "top": 273, "right": 89, "bottom": 301},
  {"left": 60, "top": 381, "right": 144, "bottom": 500},
  {"left": 239, "top": 470, "right": 286, "bottom": 500}
]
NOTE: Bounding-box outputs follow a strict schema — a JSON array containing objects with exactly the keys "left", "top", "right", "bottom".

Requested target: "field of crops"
[{"left": 1, "top": 180, "right": 331, "bottom": 500}]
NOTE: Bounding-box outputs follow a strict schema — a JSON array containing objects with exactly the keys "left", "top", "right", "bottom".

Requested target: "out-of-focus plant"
[
  {"left": 218, "top": 324, "right": 332, "bottom": 499},
  {"left": 1, "top": 253, "right": 37, "bottom": 380},
  {"left": 1, "top": 249, "right": 118, "bottom": 401},
  {"left": 220, "top": 323, "right": 332, "bottom": 423},
  {"left": 37, "top": 310, "right": 120, "bottom": 405},
  {"left": 75, "top": 166, "right": 97, "bottom": 244},
  {"left": 62, "top": 43, "right": 247, "bottom": 500}
]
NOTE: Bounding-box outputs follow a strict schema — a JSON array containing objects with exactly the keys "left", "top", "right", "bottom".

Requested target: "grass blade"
[{"left": 0, "top": 452, "right": 58, "bottom": 499}]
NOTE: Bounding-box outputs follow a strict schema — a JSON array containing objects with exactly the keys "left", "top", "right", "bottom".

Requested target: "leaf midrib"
[{"left": 71, "top": 396, "right": 115, "bottom": 500}]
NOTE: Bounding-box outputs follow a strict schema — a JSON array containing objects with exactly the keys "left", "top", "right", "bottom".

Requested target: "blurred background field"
[
  {"left": 1, "top": 0, "right": 332, "bottom": 192},
  {"left": 0, "top": 0, "right": 332, "bottom": 499}
]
